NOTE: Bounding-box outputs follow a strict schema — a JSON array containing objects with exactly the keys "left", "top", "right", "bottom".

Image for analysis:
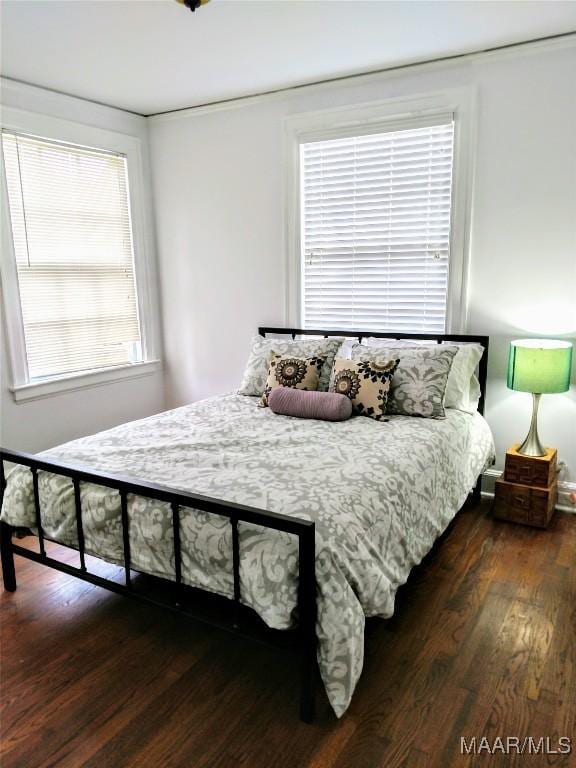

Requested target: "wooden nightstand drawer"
[
  {"left": 504, "top": 445, "right": 557, "bottom": 487},
  {"left": 493, "top": 477, "right": 557, "bottom": 528}
]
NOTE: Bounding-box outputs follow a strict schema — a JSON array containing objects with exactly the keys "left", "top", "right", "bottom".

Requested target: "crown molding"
[
  {"left": 0, "top": 77, "right": 146, "bottom": 133},
  {"left": 148, "top": 32, "right": 576, "bottom": 124},
  {"left": 2, "top": 33, "right": 574, "bottom": 125}
]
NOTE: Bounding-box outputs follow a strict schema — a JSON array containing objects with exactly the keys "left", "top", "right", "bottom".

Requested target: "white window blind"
[
  {"left": 300, "top": 120, "right": 455, "bottom": 332},
  {"left": 2, "top": 131, "right": 142, "bottom": 381}
]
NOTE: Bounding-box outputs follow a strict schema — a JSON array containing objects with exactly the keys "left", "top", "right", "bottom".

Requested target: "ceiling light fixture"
[{"left": 175, "top": 0, "right": 211, "bottom": 12}]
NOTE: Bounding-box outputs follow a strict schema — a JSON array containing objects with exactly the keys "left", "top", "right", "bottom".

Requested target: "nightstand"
[{"left": 493, "top": 445, "right": 558, "bottom": 528}]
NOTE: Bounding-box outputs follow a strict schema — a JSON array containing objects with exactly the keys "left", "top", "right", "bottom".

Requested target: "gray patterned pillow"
[
  {"left": 357, "top": 338, "right": 484, "bottom": 413},
  {"left": 351, "top": 344, "right": 458, "bottom": 418},
  {"left": 238, "top": 335, "right": 343, "bottom": 397}
]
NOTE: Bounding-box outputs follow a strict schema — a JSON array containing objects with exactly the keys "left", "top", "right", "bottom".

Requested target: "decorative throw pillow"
[
  {"left": 268, "top": 388, "right": 353, "bottom": 421},
  {"left": 329, "top": 358, "right": 399, "bottom": 421},
  {"left": 261, "top": 355, "right": 325, "bottom": 406},
  {"left": 358, "top": 338, "right": 484, "bottom": 413},
  {"left": 351, "top": 344, "right": 458, "bottom": 418},
  {"left": 238, "top": 335, "right": 343, "bottom": 397}
]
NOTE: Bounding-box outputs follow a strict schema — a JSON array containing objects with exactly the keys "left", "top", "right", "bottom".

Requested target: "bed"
[{"left": 0, "top": 327, "right": 494, "bottom": 721}]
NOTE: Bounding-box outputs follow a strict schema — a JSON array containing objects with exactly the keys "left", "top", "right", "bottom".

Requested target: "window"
[
  {"left": 2, "top": 131, "right": 144, "bottom": 383},
  {"left": 299, "top": 119, "right": 456, "bottom": 332}
]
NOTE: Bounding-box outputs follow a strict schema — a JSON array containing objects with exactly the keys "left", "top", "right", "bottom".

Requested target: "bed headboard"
[{"left": 258, "top": 326, "right": 489, "bottom": 416}]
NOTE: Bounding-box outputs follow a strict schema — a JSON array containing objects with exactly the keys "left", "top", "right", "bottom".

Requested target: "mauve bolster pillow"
[{"left": 268, "top": 387, "right": 352, "bottom": 421}]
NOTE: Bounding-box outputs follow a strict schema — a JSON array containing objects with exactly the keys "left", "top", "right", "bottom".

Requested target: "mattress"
[{"left": 1, "top": 393, "right": 494, "bottom": 716}]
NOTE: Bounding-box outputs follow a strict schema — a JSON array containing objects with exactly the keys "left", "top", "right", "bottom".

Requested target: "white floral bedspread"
[{"left": 1, "top": 393, "right": 494, "bottom": 716}]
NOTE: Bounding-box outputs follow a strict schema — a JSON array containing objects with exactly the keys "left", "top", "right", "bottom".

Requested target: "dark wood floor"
[{"left": 1, "top": 501, "right": 574, "bottom": 768}]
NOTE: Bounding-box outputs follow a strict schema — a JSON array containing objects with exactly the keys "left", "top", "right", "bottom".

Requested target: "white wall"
[
  {"left": 0, "top": 80, "right": 165, "bottom": 452},
  {"left": 149, "top": 39, "right": 576, "bottom": 483}
]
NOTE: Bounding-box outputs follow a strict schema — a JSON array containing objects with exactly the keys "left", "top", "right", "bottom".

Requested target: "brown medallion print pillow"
[
  {"left": 329, "top": 358, "right": 400, "bottom": 421},
  {"left": 261, "top": 355, "right": 326, "bottom": 406}
]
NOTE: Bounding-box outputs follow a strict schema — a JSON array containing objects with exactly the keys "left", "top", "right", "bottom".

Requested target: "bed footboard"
[{"left": 0, "top": 448, "right": 318, "bottom": 723}]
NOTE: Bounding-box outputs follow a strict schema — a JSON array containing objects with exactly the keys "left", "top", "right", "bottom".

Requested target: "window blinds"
[
  {"left": 300, "top": 120, "right": 455, "bottom": 332},
  {"left": 2, "top": 132, "right": 142, "bottom": 381}
]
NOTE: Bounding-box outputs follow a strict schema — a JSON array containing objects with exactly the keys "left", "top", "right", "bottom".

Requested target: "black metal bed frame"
[{"left": 0, "top": 327, "right": 489, "bottom": 723}]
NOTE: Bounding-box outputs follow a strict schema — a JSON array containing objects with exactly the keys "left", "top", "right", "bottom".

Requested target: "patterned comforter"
[{"left": 1, "top": 393, "right": 494, "bottom": 716}]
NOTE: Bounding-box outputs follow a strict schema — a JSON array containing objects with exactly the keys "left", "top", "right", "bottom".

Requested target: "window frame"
[
  {"left": 283, "top": 87, "right": 476, "bottom": 334},
  {"left": 0, "top": 107, "right": 161, "bottom": 402}
]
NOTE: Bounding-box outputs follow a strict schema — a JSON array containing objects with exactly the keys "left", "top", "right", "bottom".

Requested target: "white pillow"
[
  {"left": 336, "top": 338, "right": 356, "bottom": 359},
  {"left": 445, "top": 344, "right": 484, "bottom": 413},
  {"left": 359, "top": 338, "right": 484, "bottom": 413}
]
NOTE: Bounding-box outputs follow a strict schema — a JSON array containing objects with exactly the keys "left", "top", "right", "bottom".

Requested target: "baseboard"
[{"left": 481, "top": 469, "right": 576, "bottom": 513}]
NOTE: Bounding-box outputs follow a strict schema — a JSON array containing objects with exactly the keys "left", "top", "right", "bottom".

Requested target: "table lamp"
[{"left": 507, "top": 339, "right": 573, "bottom": 456}]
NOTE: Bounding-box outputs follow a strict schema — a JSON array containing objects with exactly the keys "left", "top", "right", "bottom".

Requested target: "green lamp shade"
[{"left": 507, "top": 339, "right": 573, "bottom": 394}]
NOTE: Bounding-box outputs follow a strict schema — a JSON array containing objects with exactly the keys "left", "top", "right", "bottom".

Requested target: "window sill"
[{"left": 10, "top": 360, "right": 162, "bottom": 403}]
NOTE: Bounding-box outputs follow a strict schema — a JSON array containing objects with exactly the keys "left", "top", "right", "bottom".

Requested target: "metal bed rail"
[
  {"left": 0, "top": 327, "right": 490, "bottom": 723},
  {"left": 0, "top": 448, "right": 317, "bottom": 722}
]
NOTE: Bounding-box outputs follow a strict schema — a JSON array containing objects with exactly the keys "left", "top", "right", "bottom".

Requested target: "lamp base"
[{"left": 517, "top": 393, "right": 546, "bottom": 457}]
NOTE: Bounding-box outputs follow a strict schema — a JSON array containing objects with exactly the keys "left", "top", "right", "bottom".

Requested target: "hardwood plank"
[{"left": 1, "top": 504, "right": 574, "bottom": 768}]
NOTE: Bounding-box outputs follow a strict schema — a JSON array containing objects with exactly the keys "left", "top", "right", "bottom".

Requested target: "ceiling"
[{"left": 1, "top": 0, "right": 575, "bottom": 116}]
